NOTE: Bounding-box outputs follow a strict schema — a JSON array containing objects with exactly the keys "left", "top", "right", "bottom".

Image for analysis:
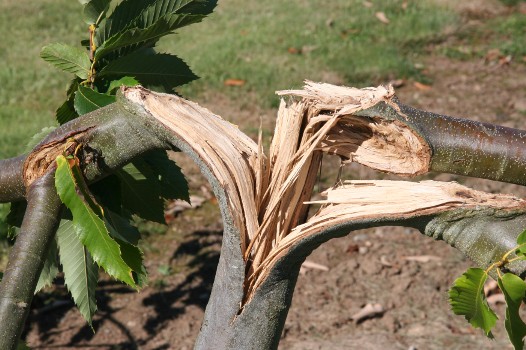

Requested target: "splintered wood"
[{"left": 123, "top": 82, "right": 526, "bottom": 304}]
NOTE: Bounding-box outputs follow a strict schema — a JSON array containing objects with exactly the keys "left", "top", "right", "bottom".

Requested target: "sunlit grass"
[{"left": 168, "top": 0, "right": 458, "bottom": 107}]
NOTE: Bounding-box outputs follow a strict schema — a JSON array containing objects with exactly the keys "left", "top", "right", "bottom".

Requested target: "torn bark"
[
  {"left": 2, "top": 81, "right": 526, "bottom": 349},
  {"left": 122, "top": 83, "right": 526, "bottom": 348}
]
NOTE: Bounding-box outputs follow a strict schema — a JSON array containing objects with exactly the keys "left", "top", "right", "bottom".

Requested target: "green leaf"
[
  {"left": 104, "top": 208, "right": 141, "bottom": 246},
  {"left": 83, "top": 0, "right": 111, "bottom": 25},
  {"left": 94, "top": 14, "right": 202, "bottom": 60},
  {"left": 119, "top": 239, "right": 148, "bottom": 287},
  {"left": 94, "top": 0, "right": 216, "bottom": 47},
  {"left": 34, "top": 238, "right": 59, "bottom": 293},
  {"left": 498, "top": 273, "right": 526, "bottom": 350},
  {"left": 55, "top": 155, "right": 136, "bottom": 287},
  {"left": 56, "top": 79, "right": 81, "bottom": 124},
  {"left": 89, "top": 175, "right": 122, "bottom": 213},
  {"left": 117, "top": 162, "right": 165, "bottom": 223},
  {"left": 6, "top": 201, "right": 27, "bottom": 229},
  {"left": 516, "top": 229, "right": 526, "bottom": 258},
  {"left": 95, "top": 0, "right": 158, "bottom": 47},
  {"left": 105, "top": 220, "right": 148, "bottom": 287},
  {"left": 449, "top": 267, "right": 497, "bottom": 337},
  {"left": 40, "top": 43, "right": 91, "bottom": 79},
  {"left": 74, "top": 85, "right": 116, "bottom": 115},
  {"left": 106, "top": 76, "right": 140, "bottom": 94},
  {"left": 99, "top": 52, "right": 197, "bottom": 91},
  {"left": 135, "top": 0, "right": 216, "bottom": 29},
  {"left": 17, "top": 340, "right": 31, "bottom": 350},
  {"left": 56, "top": 219, "right": 98, "bottom": 325},
  {"left": 56, "top": 100, "right": 79, "bottom": 125},
  {"left": 143, "top": 150, "right": 189, "bottom": 202}
]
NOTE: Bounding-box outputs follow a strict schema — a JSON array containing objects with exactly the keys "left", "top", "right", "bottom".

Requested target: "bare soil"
[{"left": 25, "top": 9, "right": 526, "bottom": 350}]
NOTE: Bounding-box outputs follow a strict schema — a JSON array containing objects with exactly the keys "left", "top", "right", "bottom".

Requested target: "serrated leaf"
[
  {"left": 99, "top": 52, "right": 197, "bottom": 91},
  {"left": 56, "top": 219, "right": 98, "bottom": 324},
  {"left": 105, "top": 220, "right": 147, "bottom": 287},
  {"left": 94, "top": 0, "right": 216, "bottom": 47},
  {"left": 95, "top": 0, "right": 158, "bottom": 47},
  {"left": 498, "top": 273, "right": 526, "bottom": 350},
  {"left": 104, "top": 208, "right": 141, "bottom": 246},
  {"left": 74, "top": 85, "right": 116, "bottom": 115},
  {"left": 107, "top": 76, "right": 140, "bottom": 94},
  {"left": 83, "top": 0, "right": 111, "bottom": 25},
  {"left": 136, "top": 0, "right": 216, "bottom": 30},
  {"left": 117, "top": 162, "right": 165, "bottom": 223},
  {"left": 34, "top": 238, "right": 59, "bottom": 293},
  {"left": 55, "top": 155, "right": 135, "bottom": 287},
  {"left": 143, "top": 150, "right": 189, "bottom": 202},
  {"left": 56, "top": 100, "right": 79, "bottom": 124},
  {"left": 94, "top": 14, "right": 202, "bottom": 60},
  {"left": 119, "top": 240, "right": 148, "bottom": 287},
  {"left": 56, "top": 79, "right": 81, "bottom": 124},
  {"left": 449, "top": 267, "right": 497, "bottom": 337},
  {"left": 40, "top": 43, "right": 91, "bottom": 79}
]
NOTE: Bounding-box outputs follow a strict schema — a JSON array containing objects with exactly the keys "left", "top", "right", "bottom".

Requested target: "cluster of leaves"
[
  {"left": 449, "top": 230, "right": 526, "bottom": 349},
  {"left": 5, "top": 0, "right": 216, "bottom": 325},
  {"left": 42, "top": 0, "right": 217, "bottom": 124}
]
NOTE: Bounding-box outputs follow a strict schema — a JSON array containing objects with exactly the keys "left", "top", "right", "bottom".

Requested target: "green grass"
[
  {"left": 0, "top": 0, "right": 84, "bottom": 158},
  {"left": 0, "top": 0, "right": 459, "bottom": 157},
  {"left": 168, "top": 0, "right": 458, "bottom": 107},
  {"left": 441, "top": 11, "right": 526, "bottom": 62}
]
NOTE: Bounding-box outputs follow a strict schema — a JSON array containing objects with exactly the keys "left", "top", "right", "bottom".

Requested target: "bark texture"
[
  {"left": 123, "top": 85, "right": 526, "bottom": 349},
  {"left": 0, "top": 156, "right": 26, "bottom": 202},
  {"left": 0, "top": 171, "right": 61, "bottom": 350},
  {"left": 2, "top": 83, "right": 526, "bottom": 349}
]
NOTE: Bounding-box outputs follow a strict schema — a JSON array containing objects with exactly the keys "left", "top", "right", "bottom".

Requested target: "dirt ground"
[{"left": 25, "top": 4, "right": 526, "bottom": 350}]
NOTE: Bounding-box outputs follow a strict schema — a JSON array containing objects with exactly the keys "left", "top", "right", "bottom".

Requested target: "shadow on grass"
[{"left": 26, "top": 228, "right": 222, "bottom": 349}]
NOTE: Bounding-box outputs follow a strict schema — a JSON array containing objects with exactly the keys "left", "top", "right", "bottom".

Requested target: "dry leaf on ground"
[
  {"left": 375, "top": 12, "right": 390, "bottom": 24},
  {"left": 351, "top": 303, "right": 385, "bottom": 323},
  {"left": 224, "top": 79, "right": 246, "bottom": 86},
  {"left": 403, "top": 255, "right": 441, "bottom": 263},
  {"left": 413, "top": 82, "right": 432, "bottom": 91}
]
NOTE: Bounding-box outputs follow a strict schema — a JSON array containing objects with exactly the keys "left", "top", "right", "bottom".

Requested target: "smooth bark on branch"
[
  {"left": 0, "top": 156, "right": 26, "bottom": 203},
  {"left": 0, "top": 171, "right": 61, "bottom": 350}
]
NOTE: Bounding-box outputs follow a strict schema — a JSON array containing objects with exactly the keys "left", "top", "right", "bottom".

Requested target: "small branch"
[
  {"left": 0, "top": 156, "right": 26, "bottom": 203},
  {"left": 0, "top": 170, "right": 62, "bottom": 350},
  {"left": 355, "top": 95, "right": 526, "bottom": 185}
]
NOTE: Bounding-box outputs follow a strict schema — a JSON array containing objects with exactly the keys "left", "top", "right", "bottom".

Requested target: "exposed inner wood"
[
  {"left": 250, "top": 179, "right": 526, "bottom": 292},
  {"left": 321, "top": 116, "right": 430, "bottom": 175},
  {"left": 23, "top": 127, "right": 94, "bottom": 188},
  {"left": 124, "top": 87, "right": 263, "bottom": 254},
  {"left": 124, "top": 82, "right": 525, "bottom": 305}
]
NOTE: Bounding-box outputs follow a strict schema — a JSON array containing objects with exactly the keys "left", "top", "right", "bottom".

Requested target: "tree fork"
[
  {"left": 123, "top": 86, "right": 526, "bottom": 348},
  {"left": 2, "top": 83, "right": 526, "bottom": 348}
]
